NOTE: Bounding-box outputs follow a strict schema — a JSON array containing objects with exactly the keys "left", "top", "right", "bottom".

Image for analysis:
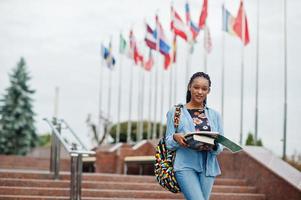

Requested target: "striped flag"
[
  {"left": 145, "top": 24, "right": 157, "bottom": 50},
  {"left": 222, "top": 5, "right": 236, "bottom": 35},
  {"left": 156, "top": 15, "right": 171, "bottom": 70},
  {"left": 171, "top": 6, "right": 193, "bottom": 42},
  {"left": 129, "top": 30, "right": 144, "bottom": 65},
  {"left": 185, "top": 2, "right": 200, "bottom": 40}
]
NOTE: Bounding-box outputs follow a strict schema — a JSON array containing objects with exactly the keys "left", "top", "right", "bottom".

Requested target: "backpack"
[{"left": 154, "top": 104, "right": 182, "bottom": 193}]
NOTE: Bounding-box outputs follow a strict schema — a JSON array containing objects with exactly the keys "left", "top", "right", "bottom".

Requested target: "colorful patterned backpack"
[{"left": 154, "top": 105, "right": 182, "bottom": 193}]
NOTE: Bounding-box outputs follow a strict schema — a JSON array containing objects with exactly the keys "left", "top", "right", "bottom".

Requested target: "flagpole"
[
  {"left": 137, "top": 65, "right": 144, "bottom": 141},
  {"left": 221, "top": 11, "right": 225, "bottom": 120},
  {"left": 116, "top": 51, "right": 123, "bottom": 143},
  {"left": 127, "top": 63, "right": 134, "bottom": 143},
  {"left": 159, "top": 69, "right": 165, "bottom": 138},
  {"left": 137, "top": 65, "right": 141, "bottom": 142},
  {"left": 152, "top": 14, "right": 160, "bottom": 139},
  {"left": 107, "top": 67, "right": 112, "bottom": 134},
  {"left": 221, "top": 2, "right": 226, "bottom": 120},
  {"left": 282, "top": 0, "right": 288, "bottom": 160},
  {"left": 99, "top": 45, "right": 105, "bottom": 139},
  {"left": 152, "top": 53, "right": 159, "bottom": 139},
  {"left": 170, "top": 6, "right": 177, "bottom": 106},
  {"left": 239, "top": 0, "right": 246, "bottom": 145},
  {"left": 186, "top": 44, "right": 192, "bottom": 86},
  {"left": 147, "top": 67, "right": 153, "bottom": 139},
  {"left": 204, "top": 26, "right": 208, "bottom": 73},
  {"left": 254, "top": 0, "right": 260, "bottom": 143},
  {"left": 140, "top": 66, "right": 145, "bottom": 140},
  {"left": 173, "top": 61, "right": 178, "bottom": 104},
  {"left": 169, "top": 64, "right": 173, "bottom": 108}
]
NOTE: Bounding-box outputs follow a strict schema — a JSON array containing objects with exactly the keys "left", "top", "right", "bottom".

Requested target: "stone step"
[
  {"left": 0, "top": 186, "right": 183, "bottom": 199},
  {"left": 0, "top": 193, "right": 265, "bottom": 200},
  {"left": 0, "top": 178, "right": 256, "bottom": 193},
  {"left": 0, "top": 196, "right": 182, "bottom": 200},
  {"left": 0, "top": 186, "right": 265, "bottom": 199},
  {"left": 0, "top": 171, "right": 248, "bottom": 186},
  {"left": 0, "top": 155, "right": 70, "bottom": 171}
]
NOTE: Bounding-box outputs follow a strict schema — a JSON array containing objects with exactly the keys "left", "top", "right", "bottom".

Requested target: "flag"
[
  {"left": 129, "top": 30, "right": 144, "bottom": 65},
  {"left": 172, "top": 34, "right": 177, "bottom": 63},
  {"left": 233, "top": 1, "right": 250, "bottom": 46},
  {"left": 145, "top": 24, "right": 157, "bottom": 50},
  {"left": 204, "top": 25, "right": 212, "bottom": 53},
  {"left": 171, "top": 6, "right": 193, "bottom": 42},
  {"left": 101, "top": 42, "right": 116, "bottom": 69},
  {"left": 119, "top": 34, "right": 127, "bottom": 54},
  {"left": 198, "top": 0, "right": 208, "bottom": 29},
  {"left": 185, "top": 2, "right": 200, "bottom": 40},
  {"left": 156, "top": 15, "right": 171, "bottom": 70},
  {"left": 144, "top": 49, "right": 154, "bottom": 71},
  {"left": 222, "top": 5, "right": 236, "bottom": 35}
]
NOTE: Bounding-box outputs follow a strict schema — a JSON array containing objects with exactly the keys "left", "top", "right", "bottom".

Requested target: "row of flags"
[{"left": 101, "top": 0, "right": 250, "bottom": 70}]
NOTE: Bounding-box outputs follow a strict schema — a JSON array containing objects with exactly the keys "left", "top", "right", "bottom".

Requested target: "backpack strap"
[
  {"left": 162, "top": 104, "right": 183, "bottom": 140},
  {"left": 173, "top": 104, "right": 183, "bottom": 133}
]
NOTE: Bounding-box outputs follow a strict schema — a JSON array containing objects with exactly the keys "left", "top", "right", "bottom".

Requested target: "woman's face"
[{"left": 189, "top": 77, "right": 210, "bottom": 105}]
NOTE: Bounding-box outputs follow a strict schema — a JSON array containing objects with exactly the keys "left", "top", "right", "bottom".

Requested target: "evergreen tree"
[
  {"left": 245, "top": 131, "right": 264, "bottom": 146},
  {"left": 256, "top": 139, "right": 263, "bottom": 146},
  {"left": 0, "top": 58, "right": 38, "bottom": 155},
  {"left": 110, "top": 121, "right": 165, "bottom": 143},
  {"left": 245, "top": 132, "right": 255, "bottom": 145}
]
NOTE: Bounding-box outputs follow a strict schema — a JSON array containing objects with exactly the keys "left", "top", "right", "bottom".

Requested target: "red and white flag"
[
  {"left": 171, "top": 6, "right": 193, "bottom": 42},
  {"left": 144, "top": 50, "right": 154, "bottom": 71},
  {"left": 198, "top": 0, "right": 208, "bottom": 29},
  {"left": 129, "top": 30, "right": 144, "bottom": 65},
  {"left": 233, "top": 1, "right": 250, "bottom": 46}
]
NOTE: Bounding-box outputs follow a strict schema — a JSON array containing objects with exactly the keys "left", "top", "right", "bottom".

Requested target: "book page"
[
  {"left": 184, "top": 131, "right": 219, "bottom": 138},
  {"left": 193, "top": 135, "right": 215, "bottom": 145}
]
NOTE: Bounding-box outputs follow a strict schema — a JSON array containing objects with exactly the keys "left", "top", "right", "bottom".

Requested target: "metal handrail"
[
  {"left": 61, "top": 119, "right": 88, "bottom": 150},
  {"left": 44, "top": 118, "right": 95, "bottom": 200},
  {"left": 44, "top": 118, "right": 71, "bottom": 153}
]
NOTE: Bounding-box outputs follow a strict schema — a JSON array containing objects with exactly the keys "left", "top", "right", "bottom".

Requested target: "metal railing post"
[
  {"left": 54, "top": 120, "right": 61, "bottom": 179},
  {"left": 77, "top": 154, "right": 83, "bottom": 200},
  {"left": 50, "top": 118, "right": 61, "bottom": 179},
  {"left": 70, "top": 143, "right": 77, "bottom": 200}
]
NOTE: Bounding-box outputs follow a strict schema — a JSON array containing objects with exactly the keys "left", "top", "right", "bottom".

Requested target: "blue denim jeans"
[{"left": 175, "top": 170, "right": 215, "bottom": 200}]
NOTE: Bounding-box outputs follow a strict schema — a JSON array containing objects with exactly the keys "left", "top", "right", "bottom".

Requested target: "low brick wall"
[
  {"left": 218, "top": 149, "right": 301, "bottom": 200},
  {"left": 95, "top": 141, "right": 155, "bottom": 174}
]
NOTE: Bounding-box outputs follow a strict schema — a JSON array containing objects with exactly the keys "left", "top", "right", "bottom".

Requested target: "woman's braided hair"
[{"left": 186, "top": 72, "right": 211, "bottom": 104}]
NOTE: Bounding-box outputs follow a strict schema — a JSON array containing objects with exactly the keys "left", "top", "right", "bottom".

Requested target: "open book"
[{"left": 184, "top": 131, "right": 242, "bottom": 153}]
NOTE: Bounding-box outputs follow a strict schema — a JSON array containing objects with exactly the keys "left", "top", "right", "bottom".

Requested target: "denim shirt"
[{"left": 165, "top": 104, "right": 224, "bottom": 177}]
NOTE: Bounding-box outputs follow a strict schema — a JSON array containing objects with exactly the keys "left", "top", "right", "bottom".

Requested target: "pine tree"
[
  {"left": 0, "top": 58, "right": 38, "bottom": 155},
  {"left": 245, "top": 132, "right": 255, "bottom": 145},
  {"left": 245, "top": 131, "right": 264, "bottom": 146}
]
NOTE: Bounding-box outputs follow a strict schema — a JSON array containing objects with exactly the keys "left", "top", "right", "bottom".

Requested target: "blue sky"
[{"left": 0, "top": 0, "right": 300, "bottom": 157}]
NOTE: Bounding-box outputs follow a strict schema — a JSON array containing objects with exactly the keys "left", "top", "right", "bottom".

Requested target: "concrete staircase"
[{"left": 0, "top": 170, "right": 265, "bottom": 200}]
